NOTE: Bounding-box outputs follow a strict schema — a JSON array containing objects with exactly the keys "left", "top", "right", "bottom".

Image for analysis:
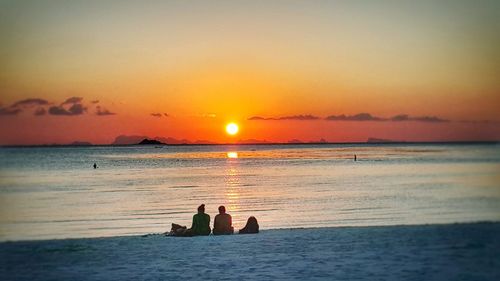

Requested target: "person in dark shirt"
[
  {"left": 213, "top": 206, "right": 234, "bottom": 235},
  {"left": 239, "top": 216, "right": 259, "bottom": 234},
  {"left": 189, "top": 204, "right": 211, "bottom": 236},
  {"left": 168, "top": 204, "right": 210, "bottom": 236}
]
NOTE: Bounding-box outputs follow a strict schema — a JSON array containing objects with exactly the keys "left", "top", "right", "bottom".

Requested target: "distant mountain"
[
  {"left": 137, "top": 138, "right": 165, "bottom": 145},
  {"left": 70, "top": 141, "right": 92, "bottom": 146},
  {"left": 237, "top": 139, "right": 270, "bottom": 144},
  {"left": 112, "top": 135, "right": 217, "bottom": 145},
  {"left": 288, "top": 139, "right": 303, "bottom": 144},
  {"left": 113, "top": 135, "right": 148, "bottom": 145},
  {"left": 193, "top": 139, "right": 217, "bottom": 144},
  {"left": 307, "top": 138, "right": 328, "bottom": 143},
  {"left": 155, "top": 137, "right": 190, "bottom": 145},
  {"left": 367, "top": 138, "right": 398, "bottom": 143}
]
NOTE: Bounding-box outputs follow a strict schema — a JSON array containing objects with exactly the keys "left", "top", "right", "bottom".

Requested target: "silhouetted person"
[
  {"left": 239, "top": 216, "right": 259, "bottom": 234},
  {"left": 189, "top": 204, "right": 211, "bottom": 236},
  {"left": 168, "top": 223, "right": 187, "bottom": 236},
  {"left": 354, "top": 155, "right": 357, "bottom": 161},
  {"left": 93, "top": 163, "right": 97, "bottom": 169},
  {"left": 213, "top": 206, "right": 234, "bottom": 235}
]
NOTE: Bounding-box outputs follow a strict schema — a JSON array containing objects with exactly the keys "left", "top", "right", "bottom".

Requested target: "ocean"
[{"left": 1, "top": 143, "right": 499, "bottom": 241}]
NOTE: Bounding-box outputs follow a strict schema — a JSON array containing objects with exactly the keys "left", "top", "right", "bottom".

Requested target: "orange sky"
[{"left": 1, "top": 1, "right": 499, "bottom": 145}]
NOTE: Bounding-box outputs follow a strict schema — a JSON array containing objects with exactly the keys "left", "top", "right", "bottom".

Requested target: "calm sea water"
[{"left": 0, "top": 144, "right": 499, "bottom": 241}]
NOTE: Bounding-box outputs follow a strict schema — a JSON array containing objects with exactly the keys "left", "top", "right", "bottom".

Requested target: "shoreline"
[{"left": 1, "top": 220, "right": 499, "bottom": 244}]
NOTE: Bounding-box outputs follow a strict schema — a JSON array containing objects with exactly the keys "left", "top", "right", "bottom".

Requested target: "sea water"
[{"left": 0, "top": 144, "right": 499, "bottom": 241}]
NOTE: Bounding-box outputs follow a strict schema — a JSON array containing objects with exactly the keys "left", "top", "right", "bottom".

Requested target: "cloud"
[
  {"left": 96, "top": 106, "right": 116, "bottom": 116},
  {"left": 34, "top": 107, "right": 46, "bottom": 116},
  {"left": 49, "top": 103, "right": 86, "bottom": 116},
  {"left": 279, "top": 115, "right": 320, "bottom": 120},
  {"left": 12, "top": 98, "right": 49, "bottom": 107},
  {"left": 248, "top": 114, "right": 320, "bottom": 120},
  {"left": 249, "top": 112, "right": 451, "bottom": 123},
  {"left": 411, "top": 116, "right": 449, "bottom": 123},
  {"left": 1, "top": 96, "right": 118, "bottom": 117},
  {"left": 390, "top": 114, "right": 449, "bottom": 122},
  {"left": 325, "top": 113, "right": 384, "bottom": 121},
  {"left": 61, "top": 97, "right": 83, "bottom": 105},
  {"left": 49, "top": 96, "right": 87, "bottom": 116},
  {"left": 0, "top": 107, "right": 22, "bottom": 115},
  {"left": 390, "top": 114, "right": 409, "bottom": 121},
  {"left": 0, "top": 98, "right": 49, "bottom": 116},
  {"left": 151, "top": 113, "right": 169, "bottom": 118},
  {"left": 248, "top": 116, "right": 267, "bottom": 120}
]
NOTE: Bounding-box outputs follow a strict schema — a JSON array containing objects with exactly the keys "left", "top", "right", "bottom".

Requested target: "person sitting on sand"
[
  {"left": 167, "top": 204, "right": 211, "bottom": 237},
  {"left": 213, "top": 205, "right": 234, "bottom": 235},
  {"left": 168, "top": 223, "right": 188, "bottom": 236},
  {"left": 239, "top": 216, "right": 259, "bottom": 234},
  {"left": 189, "top": 204, "right": 211, "bottom": 236}
]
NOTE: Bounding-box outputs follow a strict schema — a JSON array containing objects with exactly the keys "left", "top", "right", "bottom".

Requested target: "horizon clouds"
[
  {"left": 249, "top": 113, "right": 452, "bottom": 123},
  {"left": 0, "top": 97, "right": 116, "bottom": 117}
]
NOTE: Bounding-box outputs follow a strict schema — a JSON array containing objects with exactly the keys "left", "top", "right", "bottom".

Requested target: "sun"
[{"left": 225, "top": 123, "right": 239, "bottom": 135}]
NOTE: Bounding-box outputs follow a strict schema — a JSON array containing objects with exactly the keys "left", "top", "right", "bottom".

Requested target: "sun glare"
[
  {"left": 225, "top": 123, "right": 239, "bottom": 135},
  {"left": 227, "top": 152, "right": 238, "bottom": 158}
]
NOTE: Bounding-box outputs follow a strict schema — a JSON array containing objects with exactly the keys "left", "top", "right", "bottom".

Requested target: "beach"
[{"left": 1, "top": 222, "right": 499, "bottom": 280}]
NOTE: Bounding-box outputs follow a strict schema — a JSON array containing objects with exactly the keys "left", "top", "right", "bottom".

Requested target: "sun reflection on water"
[
  {"left": 224, "top": 164, "right": 241, "bottom": 215},
  {"left": 226, "top": 152, "right": 238, "bottom": 158}
]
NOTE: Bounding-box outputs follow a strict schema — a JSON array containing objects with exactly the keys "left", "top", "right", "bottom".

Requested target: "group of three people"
[{"left": 169, "top": 204, "right": 259, "bottom": 236}]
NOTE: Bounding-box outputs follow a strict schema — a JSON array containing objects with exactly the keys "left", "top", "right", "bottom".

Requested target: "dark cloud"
[
  {"left": 48, "top": 106, "right": 69, "bottom": 115},
  {"left": 34, "top": 107, "right": 46, "bottom": 116},
  {"left": 325, "top": 113, "right": 384, "bottom": 121},
  {"left": 61, "top": 97, "right": 83, "bottom": 105},
  {"left": 1, "top": 96, "right": 119, "bottom": 117},
  {"left": 411, "top": 116, "right": 449, "bottom": 123},
  {"left": 248, "top": 116, "right": 267, "bottom": 120},
  {"left": 69, "top": 103, "right": 85, "bottom": 115},
  {"left": 390, "top": 114, "right": 410, "bottom": 121},
  {"left": 248, "top": 115, "right": 320, "bottom": 120},
  {"left": 279, "top": 115, "right": 320, "bottom": 120},
  {"left": 391, "top": 114, "right": 448, "bottom": 122},
  {"left": 96, "top": 106, "right": 116, "bottom": 116},
  {"left": 249, "top": 113, "right": 450, "bottom": 123},
  {"left": 0, "top": 98, "right": 49, "bottom": 116},
  {"left": 151, "top": 113, "right": 167, "bottom": 118},
  {"left": 49, "top": 103, "right": 86, "bottom": 116},
  {"left": 0, "top": 107, "right": 22, "bottom": 115},
  {"left": 12, "top": 98, "right": 49, "bottom": 107}
]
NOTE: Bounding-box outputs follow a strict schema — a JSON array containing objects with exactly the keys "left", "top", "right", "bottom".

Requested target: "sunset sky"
[{"left": 1, "top": 0, "right": 499, "bottom": 145}]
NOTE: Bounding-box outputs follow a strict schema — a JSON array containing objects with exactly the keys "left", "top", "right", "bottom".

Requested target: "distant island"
[
  {"left": 2, "top": 134, "right": 498, "bottom": 147},
  {"left": 70, "top": 141, "right": 93, "bottom": 146},
  {"left": 137, "top": 138, "right": 166, "bottom": 145},
  {"left": 367, "top": 138, "right": 398, "bottom": 143}
]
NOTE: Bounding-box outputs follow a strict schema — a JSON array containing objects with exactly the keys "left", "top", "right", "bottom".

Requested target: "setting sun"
[{"left": 225, "top": 123, "right": 239, "bottom": 136}]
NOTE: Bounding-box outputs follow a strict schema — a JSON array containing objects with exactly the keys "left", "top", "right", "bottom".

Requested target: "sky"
[{"left": 1, "top": 0, "right": 499, "bottom": 145}]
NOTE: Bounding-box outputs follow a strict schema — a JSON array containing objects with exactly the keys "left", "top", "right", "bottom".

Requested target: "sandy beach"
[{"left": 1, "top": 222, "right": 499, "bottom": 280}]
